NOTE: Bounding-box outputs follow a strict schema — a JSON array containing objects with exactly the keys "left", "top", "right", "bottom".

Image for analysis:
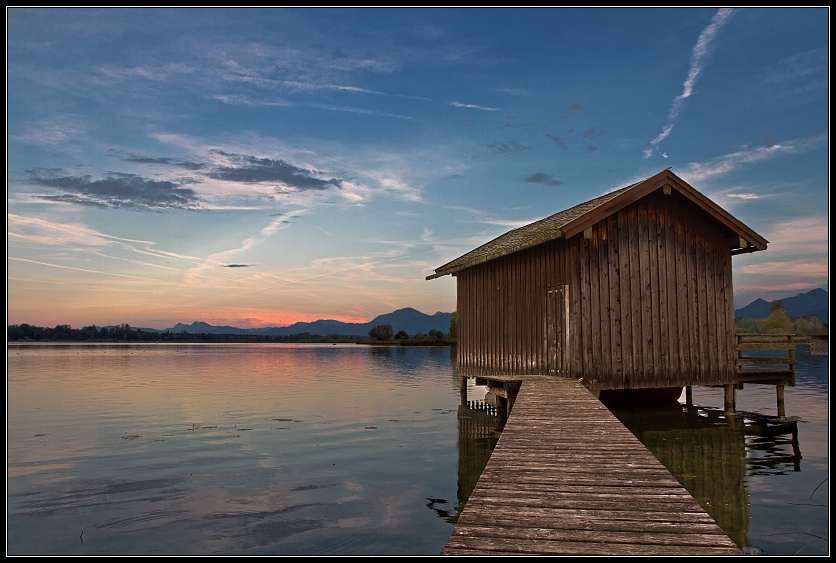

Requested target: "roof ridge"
[{"left": 426, "top": 169, "right": 766, "bottom": 280}]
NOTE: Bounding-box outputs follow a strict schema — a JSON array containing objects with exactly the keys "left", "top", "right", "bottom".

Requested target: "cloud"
[
  {"left": 496, "top": 87, "right": 529, "bottom": 96},
  {"left": 645, "top": 8, "right": 735, "bottom": 156},
  {"left": 449, "top": 101, "right": 500, "bottom": 111},
  {"left": 484, "top": 140, "right": 530, "bottom": 154},
  {"left": 760, "top": 216, "right": 828, "bottom": 256},
  {"left": 207, "top": 154, "right": 342, "bottom": 191},
  {"left": 108, "top": 150, "right": 205, "bottom": 170},
  {"left": 679, "top": 134, "right": 826, "bottom": 182},
  {"left": 726, "top": 193, "right": 762, "bottom": 200},
  {"left": 583, "top": 127, "right": 605, "bottom": 139},
  {"left": 29, "top": 171, "right": 201, "bottom": 210},
  {"left": 740, "top": 260, "right": 828, "bottom": 277},
  {"left": 186, "top": 211, "right": 303, "bottom": 282},
  {"left": 8, "top": 256, "right": 161, "bottom": 281},
  {"left": 563, "top": 103, "right": 582, "bottom": 119},
  {"left": 584, "top": 144, "right": 598, "bottom": 153},
  {"left": 762, "top": 47, "right": 827, "bottom": 85},
  {"left": 8, "top": 213, "right": 156, "bottom": 249},
  {"left": 546, "top": 134, "right": 568, "bottom": 150},
  {"left": 223, "top": 264, "right": 253, "bottom": 268},
  {"left": 445, "top": 174, "right": 465, "bottom": 180},
  {"left": 523, "top": 173, "right": 564, "bottom": 187}
]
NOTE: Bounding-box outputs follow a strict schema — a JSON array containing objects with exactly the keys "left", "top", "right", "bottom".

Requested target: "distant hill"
[
  {"left": 735, "top": 288, "right": 828, "bottom": 324},
  {"left": 163, "top": 308, "right": 453, "bottom": 337}
]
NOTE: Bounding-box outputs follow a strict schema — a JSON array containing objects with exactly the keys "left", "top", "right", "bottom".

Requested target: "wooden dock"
[{"left": 443, "top": 377, "right": 742, "bottom": 555}]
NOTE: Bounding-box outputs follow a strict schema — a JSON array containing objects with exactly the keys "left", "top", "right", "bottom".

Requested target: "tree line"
[
  {"left": 735, "top": 300, "right": 826, "bottom": 336},
  {"left": 7, "top": 323, "right": 366, "bottom": 343},
  {"left": 366, "top": 312, "right": 457, "bottom": 343}
]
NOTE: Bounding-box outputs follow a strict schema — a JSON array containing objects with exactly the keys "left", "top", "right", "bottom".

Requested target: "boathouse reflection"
[
  {"left": 451, "top": 394, "right": 504, "bottom": 523},
  {"left": 610, "top": 404, "right": 801, "bottom": 549}
]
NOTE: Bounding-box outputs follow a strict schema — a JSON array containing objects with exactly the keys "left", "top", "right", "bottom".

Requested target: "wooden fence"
[
  {"left": 735, "top": 333, "right": 795, "bottom": 386},
  {"left": 734, "top": 333, "right": 795, "bottom": 417}
]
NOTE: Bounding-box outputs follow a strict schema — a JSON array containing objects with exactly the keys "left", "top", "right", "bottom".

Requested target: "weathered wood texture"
[
  {"left": 457, "top": 190, "right": 737, "bottom": 389},
  {"left": 443, "top": 377, "right": 741, "bottom": 555}
]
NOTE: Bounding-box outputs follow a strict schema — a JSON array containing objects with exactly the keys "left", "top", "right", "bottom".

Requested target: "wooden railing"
[{"left": 735, "top": 333, "right": 795, "bottom": 387}]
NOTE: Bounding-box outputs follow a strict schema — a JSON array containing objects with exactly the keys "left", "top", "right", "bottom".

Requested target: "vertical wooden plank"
[
  {"left": 674, "top": 198, "right": 690, "bottom": 380},
  {"left": 561, "top": 284, "right": 570, "bottom": 375},
  {"left": 724, "top": 251, "right": 735, "bottom": 380},
  {"left": 571, "top": 238, "right": 584, "bottom": 380},
  {"left": 686, "top": 212, "right": 701, "bottom": 382},
  {"left": 638, "top": 200, "right": 653, "bottom": 386},
  {"left": 589, "top": 224, "right": 601, "bottom": 379},
  {"left": 718, "top": 239, "right": 732, "bottom": 381},
  {"left": 542, "top": 244, "right": 550, "bottom": 374},
  {"left": 477, "top": 264, "right": 484, "bottom": 374},
  {"left": 479, "top": 266, "right": 484, "bottom": 374},
  {"left": 544, "top": 242, "right": 552, "bottom": 373},
  {"left": 580, "top": 234, "right": 592, "bottom": 382},
  {"left": 628, "top": 205, "right": 642, "bottom": 387},
  {"left": 490, "top": 261, "right": 495, "bottom": 375},
  {"left": 544, "top": 243, "right": 551, "bottom": 373},
  {"left": 652, "top": 195, "right": 668, "bottom": 381},
  {"left": 506, "top": 254, "right": 513, "bottom": 374},
  {"left": 464, "top": 271, "right": 470, "bottom": 372},
  {"left": 547, "top": 286, "right": 556, "bottom": 375},
  {"left": 508, "top": 254, "right": 515, "bottom": 373},
  {"left": 717, "top": 234, "right": 730, "bottom": 380},
  {"left": 706, "top": 232, "right": 719, "bottom": 379},
  {"left": 458, "top": 272, "right": 464, "bottom": 370},
  {"left": 524, "top": 249, "right": 530, "bottom": 373},
  {"left": 663, "top": 198, "right": 679, "bottom": 381},
  {"left": 598, "top": 219, "right": 611, "bottom": 380},
  {"left": 526, "top": 248, "right": 532, "bottom": 373},
  {"left": 696, "top": 226, "right": 709, "bottom": 381},
  {"left": 606, "top": 215, "right": 624, "bottom": 389},
  {"left": 618, "top": 208, "right": 633, "bottom": 386},
  {"left": 531, "top": 247, "right": 538, "bottom": 373}
]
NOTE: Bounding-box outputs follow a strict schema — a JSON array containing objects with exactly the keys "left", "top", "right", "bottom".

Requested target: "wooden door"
[{"left": 547, "top": 285, "right": 571, "bottom": 376}]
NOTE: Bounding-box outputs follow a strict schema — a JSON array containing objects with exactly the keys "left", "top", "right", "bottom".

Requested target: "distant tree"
[
  {"left": 734, "top": 317, "right": 760, "bottom": 334},
  {"left": 428, "top": 329, "right": 445, "bottom": 340},
  {"left": 792, "top": 315, "right": 825, "bottom": 337},
  {"left": 449, "top": 311, "right": 457, "bottom": 339},
  {"left": 368, "top": 324, "right": 393, "bottom": 341},
  {"left": 760, "top": 300, "right": 794, "bottom": 334},
  {"left": 394, "top": 330, "right": 409, "bottom": 340}
]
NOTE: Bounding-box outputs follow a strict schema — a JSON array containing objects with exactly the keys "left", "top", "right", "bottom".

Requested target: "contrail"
[{"left": 644, "top": 8, "right": 735, "bottom": 158}]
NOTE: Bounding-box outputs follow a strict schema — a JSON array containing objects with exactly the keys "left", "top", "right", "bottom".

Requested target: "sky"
[{"left": 7, "top": 8, "right": 829, "bottom": 329}]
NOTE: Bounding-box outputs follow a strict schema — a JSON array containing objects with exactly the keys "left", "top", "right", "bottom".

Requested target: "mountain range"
[
  {"left": 735, "top": 288, "right": 828, "bottom": 324},
  {"left": 128, "top": 288, "right": 826, "bottom": 337},
  {"left": 142, "top": 308, "right": 453, "bottom": 337}
]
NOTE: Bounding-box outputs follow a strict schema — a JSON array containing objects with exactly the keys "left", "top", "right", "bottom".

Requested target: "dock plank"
[{"left": 443, "top": 377, "right": 741, "bottom": 555}]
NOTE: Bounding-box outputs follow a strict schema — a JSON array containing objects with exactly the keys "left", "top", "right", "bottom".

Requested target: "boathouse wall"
[{"left": 456, "top": 189, "right": 737, "bottom": 389}]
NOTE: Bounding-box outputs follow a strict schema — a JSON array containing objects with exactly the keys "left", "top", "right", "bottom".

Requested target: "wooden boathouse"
[{"left": 427, "top": 169, "right": 768, "bottom": 391}]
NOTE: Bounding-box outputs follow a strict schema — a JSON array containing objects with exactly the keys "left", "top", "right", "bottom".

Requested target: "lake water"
[{"left": 6, "top": 343, "right": 829, "bottom": 555}]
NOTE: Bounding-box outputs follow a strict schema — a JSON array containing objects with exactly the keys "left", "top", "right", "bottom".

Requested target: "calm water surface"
[
  {"left": 7, "top": 343, "right": 829, "bottom": 555},
  {"left": 8, "top": 344, "right": 471, "bottom": 555}
]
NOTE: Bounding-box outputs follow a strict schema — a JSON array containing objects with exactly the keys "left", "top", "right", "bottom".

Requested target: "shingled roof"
[{"left": 426, "top": 169, "right": 767, "bottom": 280}]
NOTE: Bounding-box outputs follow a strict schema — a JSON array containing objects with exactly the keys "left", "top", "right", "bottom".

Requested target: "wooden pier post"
[
  {"left": 495, "top": 395, "right": 509, "bottom": 423},
  {"left": 723, "top": 384, "right": 736, "bottom": 414},
  {"left": 776, "top": 385, "right": 785, "bottom": 418},
  {"left": 685, "top": 385, "right": 693, "bottom": 406}
]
